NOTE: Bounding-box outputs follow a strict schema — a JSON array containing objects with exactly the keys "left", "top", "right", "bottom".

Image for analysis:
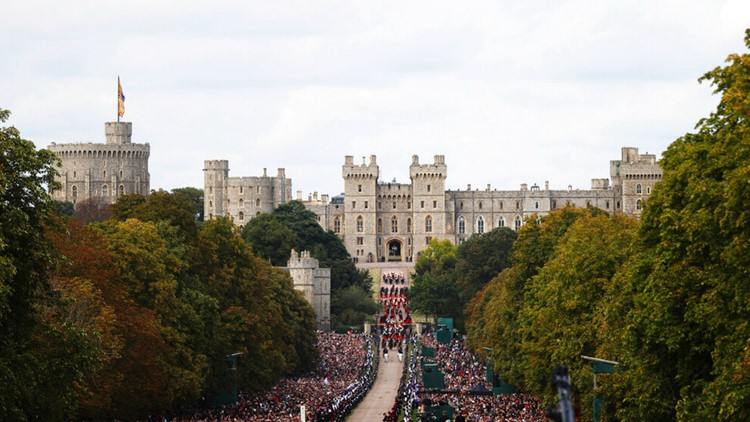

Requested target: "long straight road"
[
  {"left": 347, "top": 349, "right": 404, "bottom": 421},
  {"left": 348, "top": 265, "right": 410, "bottom": 421}
]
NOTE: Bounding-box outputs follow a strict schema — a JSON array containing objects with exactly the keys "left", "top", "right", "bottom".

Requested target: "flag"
[{"left": 117, "top": 77, "right": 125, "bottom": 119}]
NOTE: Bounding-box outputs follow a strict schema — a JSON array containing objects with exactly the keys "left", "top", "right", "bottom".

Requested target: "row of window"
[
  {"left": 457, "top": 215, "right": 523, "bottom": 234},
  {"left": 70, "top": 184, "right": 126, "bottom": 198},
  {"left": 346, "top": 215, "right": 433, "bottom": 233},
  {"left": 350, "top": 200, "right": 442, "bottom": 210}
]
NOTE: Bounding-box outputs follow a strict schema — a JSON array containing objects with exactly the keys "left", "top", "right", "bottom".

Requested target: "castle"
[
  {"left": 47, "top": 122, "right": 150, "bottom": 206},
  {"left": 205, "top": 147, "right": 661, "bottom": 262}
]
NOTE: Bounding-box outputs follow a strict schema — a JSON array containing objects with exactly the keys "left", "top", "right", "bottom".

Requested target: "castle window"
[
  {"left": 393, "top": 201, "right": 396, "bottom": 210},
  {"left": 407, "top": 201, "right": 411, "bottom": 209},
  {"left": 119, "top": 170, "right": 122, "bottom": 178},
  {"left": 551, "top": 200, "right": 557, "bottom": 210},
  {"left": 420, "top": 201, "right": 425, "bottom": 209},
  {"left": 407, "top": 218, "right": 412, "bottom": 233},
  {"left": 102, "top": 184, "right": 108, "bottom": 198},
  {"left": 256, "top": 186, "right": 261, "bottom": 194},
  {"left": 606, "top": 201, "right": 610, "bottom": 209},
  {"left": 209, "top": 186, "right": 213, "bottom": 194},
  {"left": 239, "top": 199, "right": 244, "bottom": 207},
  {"left": 72, "top": 185, "right": 78, "bottom": 198},
  {"left": 516, "top": 201, "right": 520, "bottom": 209},
  {"left": 499, "top": 217, "right": 505, "bottom": 227},
  {"left": 73, "top": 171, "right": 76, "bottom": 179},
  {"left": 460, "top": 201, "right": 463, "bottom": 210},
  {"left": 239, "top": 212, "right": 244, "bottom": 221},
  {"left": 119, "top": 185, "right": 124, "bottom": 196},
  {"left": 334, "top": 217, "right": 341, "bottom": 233},
  {"left": 365, "top": 201, "right": 369, "bottom": 209},
  {"left": 103, "top": 170, "right": 106, "bottom": 178},
  {"left": 357, "top": 216, "right": 364, "bottom": 233},
  {"left": 479, "top": 201, "right": 483, "bottom": 210},
  {"left": 499, "top": 201, "right": 503, "bottom": 210},
  {"left": 514, "top": 216, "right": 522, "bottom": 231},
  {"left": 358, "top": 184, "right": 362, "bottom": 192},
  {"left": 425, "top": 236, "right": 432, "bottom": 245},
  {"left": 425, "top": 216, "right": 433, "bottom": 233},
  {"left": 378, "top": 202, "right": 382, "bottom": 209},
  {"left": 636, "top": 184, "right": 642, "bottom": 194},
  {"left": 357, "top": 237, "right": 364, "bottom": 246},
  {"left": 209, "top": 200, "right": 213, "bottom": 208},
  {"left": 477, "top": 216, "right": 485, "bottom": 234},
  {"left": 352, "top": 201, "right": 356, "bottom": 209},
  {"left": 240, "top": 186, "right": 243, "bottom": 194},
  {"left": 377, "top": 218, "right": 383, "bottom": 233},
  {"left": 586, "top": 201, "right": 591, "bottom": 207},
  {"left": 636, "top": 199, "right": 642, "bottom": 210},
  {"left": 427, "top": 185, "right": 431, "bottom": 192},
  {"left": 256, "top": 198, "right": 261, "bottom": 207},
  {"left": 391, "top": 216, "right": 398, "bottom": 233},
  {"left": 433, "top": 200, "right": 437, "bottom": 208},
  {"left": 647, "top": 186, "right": 651, "bottom": 194},
  {"left": 535, "top": 201, "right": 539, "bottom": 209},
  {"left": 458, "top": 217, "right": 465, "bottom": 234},
  {"left": 617, "top": 201, "right": 621, "bottom": 209}
]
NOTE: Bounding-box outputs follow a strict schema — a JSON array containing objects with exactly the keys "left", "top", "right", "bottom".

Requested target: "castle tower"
[
  {"left": 287, "top": 250, "right": 331, "bottom": 330},
  {"left": 342, "top": 155, "right": 379, "bottom": 263},
  {"left": 203, "top": 160, "right": 229, "bottom": 220},
  {"left": 610, "top": 147, "right": 662, "bottom": 218},
  {"left": 410, "top": 155, "right": 448, "bottom": 253},
  {"left": 48, "top": 121, "right": 150, "bottom": 207}
]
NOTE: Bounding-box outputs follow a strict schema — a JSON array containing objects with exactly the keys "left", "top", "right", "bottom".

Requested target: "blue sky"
[{"left": 2, "top": 0, "right": 749, "bottom": 197}]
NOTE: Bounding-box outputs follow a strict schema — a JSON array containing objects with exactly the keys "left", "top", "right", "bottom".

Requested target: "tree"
[
  {"left": 171, "top": 187, "right": 205, "bottom": 222},
  {"left": 456, "top": 227, "right": 516, "bottom": 301},
  {"left": 0, "top": 108, "right": 89, "bottom": 420},
  {"left": 600, "top": 30, "right": 750, "bottom": 421},
  {"left": 409, "top": 238, "right": 461, "bottom": 322},
  {"left": 241, "top": 213, "right": 299, "bottom": 265}
]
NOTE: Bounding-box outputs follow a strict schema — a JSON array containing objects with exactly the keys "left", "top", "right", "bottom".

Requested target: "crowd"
[
  {"left": 169, "top": 331, "right": 377, "bottom": 422},
  {"left": 414, "top": 335, "right": 544, "bottom": 421}
]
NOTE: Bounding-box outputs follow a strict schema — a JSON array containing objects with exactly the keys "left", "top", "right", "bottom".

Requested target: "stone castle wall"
[{"left": 48, "top": 122, "right": 150, "bottom": 206}]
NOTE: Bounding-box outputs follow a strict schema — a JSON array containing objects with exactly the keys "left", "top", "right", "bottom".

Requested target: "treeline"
[
  {"left": 0, "top": 109, "right": 320, "bottom": 420},
  {"left": 463, "top": 32, "right": 750, "bottom": 421}
]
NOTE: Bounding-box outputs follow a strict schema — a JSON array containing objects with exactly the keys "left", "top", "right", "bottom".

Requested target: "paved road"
[
  {"left": 348, "top": 265, "right": 409, "bottom": 421},
  {"left": 347, "top": 352, "right": 403, "bottom": 421}
]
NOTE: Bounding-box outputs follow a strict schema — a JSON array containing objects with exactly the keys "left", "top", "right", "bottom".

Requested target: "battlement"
[
  {"left": 203, "top": 160, "right": 229, "bottom": 171},
  {"left": 342, "top": 155, "right": 379, "bottom": 179},
  {"left": 409, "top": 154, "right": 447, "bottom": 179},
  {"left": 288, "top": 249, "right": 320, "bottom": 269}
]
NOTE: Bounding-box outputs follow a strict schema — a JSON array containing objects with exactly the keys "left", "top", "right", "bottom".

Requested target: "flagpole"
[{"left": 117, "top": 76, "right": 120, "bottom": 123}]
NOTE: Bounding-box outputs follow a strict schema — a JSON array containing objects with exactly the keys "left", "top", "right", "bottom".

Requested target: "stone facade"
[
  {"left": 205, "top": 147, "right": 661, "bottom": 262},
  {"left": 315, "top": 147, "right": 661, "bottom": 262},
  {"left": 47, "top": 122, "right": 150, "bottom": 206},
  {"left": 203, "top": 161, "right": 292, "bottom": 226},
  {"left": 286, "top": 250, "right": 331, "bottom": 330}
]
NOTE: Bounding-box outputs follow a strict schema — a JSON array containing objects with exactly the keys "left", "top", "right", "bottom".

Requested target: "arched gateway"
[{"left": 386, "top": 239, "right": 403, "bottom": 262}]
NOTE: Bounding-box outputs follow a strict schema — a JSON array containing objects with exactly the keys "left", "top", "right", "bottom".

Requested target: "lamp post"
[
  {"left": 581, "top": 355, "right": 618, "bottom": 422},
  {"left": 226, "top": 352, "right": 243, "bottom": 404}
]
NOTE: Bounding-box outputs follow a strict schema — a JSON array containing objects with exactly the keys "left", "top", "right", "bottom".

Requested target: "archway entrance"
[{"left": 386, "top": 239, "right": 403, "bottom": 262}]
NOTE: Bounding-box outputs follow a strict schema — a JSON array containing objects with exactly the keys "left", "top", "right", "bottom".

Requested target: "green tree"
[
  {"left": 456, "top": 227, "right": 516, "bottom": 301},
  {"left": 409, "top": 238, "right": 461, "bottom": 322},
  {"left": 241, "top": 213, "right": 299, "bottom": 265},
  {"left": 601, "top": 30, "right": 750, "bottom": 421},
  {"left": 171, "top": 187, "right": 205, "bottom": 222}
]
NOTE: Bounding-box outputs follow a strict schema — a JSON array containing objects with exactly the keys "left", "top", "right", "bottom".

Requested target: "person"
[
  {"left": 398, "top": 345, "right": 404, "bottom": 362},
  {"left": 383, "top": 347, "right": 389, "bottom": 363}
]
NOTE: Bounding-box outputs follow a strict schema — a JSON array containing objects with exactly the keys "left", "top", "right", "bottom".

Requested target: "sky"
[{"left": 2, "top": 0, "right": 749, "bottom": 198}]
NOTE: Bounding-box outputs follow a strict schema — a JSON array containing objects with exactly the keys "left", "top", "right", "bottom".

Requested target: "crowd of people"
[
  {"left": 169, "top": 331, "right": 377, "bottom": 421},
  {"left": 415, "top": 335, "right": 544, "bottom": 421}
]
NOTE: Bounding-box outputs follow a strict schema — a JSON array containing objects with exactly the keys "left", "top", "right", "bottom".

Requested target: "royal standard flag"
[{"left": 117, "top": 77, "right": 125, "bottom": 118}]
